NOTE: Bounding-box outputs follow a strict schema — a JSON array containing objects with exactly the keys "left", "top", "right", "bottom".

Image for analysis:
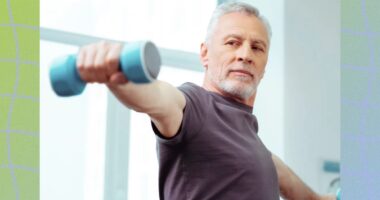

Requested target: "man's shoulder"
[
  {"left": 178, "top": 82, "right": 207, "bottom": 96},
  {"left": 178, "top": 82, "right": 211, "bottom": 106},
  {"left": 178, "top": 82, "right": 202, "bottom": 91}
]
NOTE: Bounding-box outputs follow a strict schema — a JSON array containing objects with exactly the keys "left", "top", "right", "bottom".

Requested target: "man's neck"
[{"left": 202, "top": 81, "right": 256, "bottom": 107}]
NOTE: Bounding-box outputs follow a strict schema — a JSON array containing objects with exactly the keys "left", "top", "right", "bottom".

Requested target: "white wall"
[{"left": 284, "top": 0, "right": 340, "bottom": 193}]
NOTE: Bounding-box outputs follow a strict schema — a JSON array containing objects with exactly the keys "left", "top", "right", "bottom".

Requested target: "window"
[
  {"left": 40, "top": 40, "right": 108, "bottom": 200},
  {"left": 128, "top": 67, "right": 203, "bottom": 200}
]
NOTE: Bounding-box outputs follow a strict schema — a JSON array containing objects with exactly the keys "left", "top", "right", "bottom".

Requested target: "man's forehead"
[{"left": 215, "top": 12, "right": 269, "bottom": 43}]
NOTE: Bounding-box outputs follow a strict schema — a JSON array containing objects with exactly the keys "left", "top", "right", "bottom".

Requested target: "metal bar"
[
  {"left": 104, "top": 93, "right": 131, "bottom": 200},
  {"left": 40, "top": 27, "right": 203, "bottom": 72}
]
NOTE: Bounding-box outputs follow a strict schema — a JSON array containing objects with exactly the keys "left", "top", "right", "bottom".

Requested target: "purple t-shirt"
[{"left": 153, "top": 82, "right": 279, "bottom": 200}]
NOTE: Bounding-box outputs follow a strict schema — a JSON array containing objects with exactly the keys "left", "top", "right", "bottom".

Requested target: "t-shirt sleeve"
[{"left": 152, "top": 82, "right": 208, "bottom": 145}]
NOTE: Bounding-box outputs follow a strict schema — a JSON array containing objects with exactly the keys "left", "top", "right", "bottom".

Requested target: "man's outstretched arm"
[
  {"left": 271, "top": 154, "right": 335, "bottom": 200},
  {"left": 77, "top": 41, "right": 186, "bottom": 138}
]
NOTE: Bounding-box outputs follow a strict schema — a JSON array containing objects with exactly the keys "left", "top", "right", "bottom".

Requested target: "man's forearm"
[
  {"left": 272, "top": 154, "right": 334, "bottom": 200},
  {"left": 107, "top": 80, "right": 185, "bottom": 137},
  {"left": 278, "top": 165, "right": 319, "bottom": 200},
  {"left": 74, "top": 41, "right": 185, "bottom": 137},
  {"left": 107, "top": 80, "right": 179, "bottom": 114}
]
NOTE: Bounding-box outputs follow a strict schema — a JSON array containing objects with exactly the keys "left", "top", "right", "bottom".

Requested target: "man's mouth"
[{"left": 229, "top": 70, "right": 253, "bottom": 77}]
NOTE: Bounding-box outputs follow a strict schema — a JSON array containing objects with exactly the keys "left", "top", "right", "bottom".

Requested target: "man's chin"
[
  {"left": 227, "top": 79, "right": 254, "bottom": 88},
  {"left": 219, "top": 80, "right": 256, "bottom": 100}
]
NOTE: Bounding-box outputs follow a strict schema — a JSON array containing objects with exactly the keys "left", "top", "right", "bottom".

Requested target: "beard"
[{"left": 211, "top": 71, "right": 258, "bottom": 100}]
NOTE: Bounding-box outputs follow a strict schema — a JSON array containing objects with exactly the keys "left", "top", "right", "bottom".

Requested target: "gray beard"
[{"left": 217, "top": 78, "right": 257, "bottom": 100}]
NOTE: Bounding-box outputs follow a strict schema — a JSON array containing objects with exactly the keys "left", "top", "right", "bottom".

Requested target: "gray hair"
[{"left": 205, "top": 1, "right": 272, "bottom": 45}]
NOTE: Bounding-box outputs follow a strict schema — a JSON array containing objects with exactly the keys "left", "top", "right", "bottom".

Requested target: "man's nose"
[{"left": 236, "top": 44, "right": 253, "bottom": 64}]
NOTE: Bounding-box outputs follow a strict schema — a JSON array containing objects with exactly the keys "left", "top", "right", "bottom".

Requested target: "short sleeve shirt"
[{"left": 153, "top": 82, "right": 279, "bottom": 200}]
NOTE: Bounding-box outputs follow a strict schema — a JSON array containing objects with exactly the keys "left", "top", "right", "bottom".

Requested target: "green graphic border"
[
  {"left": 342, "top": 0, "right": 380, "bottom": 199},
  {"left": 0, "top": 0, "right": 39, "bottom": 199}
]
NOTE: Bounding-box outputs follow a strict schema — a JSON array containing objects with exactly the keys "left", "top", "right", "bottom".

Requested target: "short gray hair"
[{"left": 205, "top": 1, "right": 272, "bottom": 44}]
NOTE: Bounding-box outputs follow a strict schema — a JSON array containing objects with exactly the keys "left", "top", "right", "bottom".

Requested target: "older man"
[{"left": 76, "top": 1, "right": 335, "bottom": 200}]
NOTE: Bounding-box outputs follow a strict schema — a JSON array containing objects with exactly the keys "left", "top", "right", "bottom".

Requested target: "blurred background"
[{"left": 40, "top": 0, "right": 340, "bottom": 199}]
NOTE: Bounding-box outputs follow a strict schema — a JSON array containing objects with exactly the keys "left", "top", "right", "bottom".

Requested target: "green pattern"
[
  {"left": 0, "top": 0, "right": 39, "bottom": 199},
  {"left": 342, "top": 0, "right": 380, "bottom": 199}
]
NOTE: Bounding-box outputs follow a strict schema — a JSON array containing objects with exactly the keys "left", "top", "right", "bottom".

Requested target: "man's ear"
[{"left": 200, "top": 43, "right": 209, "bottom": 68}]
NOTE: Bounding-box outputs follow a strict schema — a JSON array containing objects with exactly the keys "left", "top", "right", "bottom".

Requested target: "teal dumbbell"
[
  {"left": 49, "top": 41, "right": 161, "bottom": 97},
  {"left": 336, "top": 188, "right": 341, "bottom": 200}
]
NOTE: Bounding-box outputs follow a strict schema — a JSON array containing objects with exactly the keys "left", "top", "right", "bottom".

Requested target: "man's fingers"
[
  {"left": 77, "top": 47, "right": 96, "bottom": 83},
  {"left": 76, "top": 42, "right": 123, "bottom": 83},
  {"left": 108, "top": 72, "right": 128, "bottom": 85},
  {"left": 105, "top": 43, "right": 123, "bottom": 77},
  {"left": 93, "top": 43, "right": 109, "bottom": 83}
]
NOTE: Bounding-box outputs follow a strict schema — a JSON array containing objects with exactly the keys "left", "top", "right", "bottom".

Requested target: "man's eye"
[
  {"left": 252, "top": 46, "right": 264, "bottom": 52},
  {"left": 226, "top": 41, "right": 238, "bottom": 46}
]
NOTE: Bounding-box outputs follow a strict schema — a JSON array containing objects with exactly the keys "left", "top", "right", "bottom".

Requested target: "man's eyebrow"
[
  {"left": 223, "top": 34, "right": 243, "bottom": 40},
  {"left": 223, "top": 34, "right": 267, "bottom": 49}
]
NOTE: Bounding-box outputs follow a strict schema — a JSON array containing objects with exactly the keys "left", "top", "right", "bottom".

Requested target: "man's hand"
[
  {"left": 317, "top": 194, "right": 336, "bottom": 200},
  {"left": 76, "top": 41, "right": 128, "bottom": 85}
]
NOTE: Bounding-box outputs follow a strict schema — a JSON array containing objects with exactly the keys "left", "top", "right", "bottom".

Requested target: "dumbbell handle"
[{"left": 49, "top": 41, "right": 161, "bottom": 97}]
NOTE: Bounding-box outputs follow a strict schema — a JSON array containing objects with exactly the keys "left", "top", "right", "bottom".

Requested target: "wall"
[{"left": 284, "top": 0, "right": 340, "bottom": 193}]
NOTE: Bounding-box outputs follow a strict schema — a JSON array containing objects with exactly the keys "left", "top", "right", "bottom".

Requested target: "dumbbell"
[
  {"left": 49, "top": 41, "right": 161, "bottom": 97},
  {"left": 336, "top": 188, "right": 341, "bottom": 200}
]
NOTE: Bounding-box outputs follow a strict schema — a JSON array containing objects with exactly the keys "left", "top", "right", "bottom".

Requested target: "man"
[{"left": 76, "top": 1, "right": 335, "bottom": 199}]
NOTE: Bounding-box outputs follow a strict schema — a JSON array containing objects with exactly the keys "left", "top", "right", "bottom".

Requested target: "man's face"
[{"left": 201, "top": 12, "right": 269, "bottom": 100}]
